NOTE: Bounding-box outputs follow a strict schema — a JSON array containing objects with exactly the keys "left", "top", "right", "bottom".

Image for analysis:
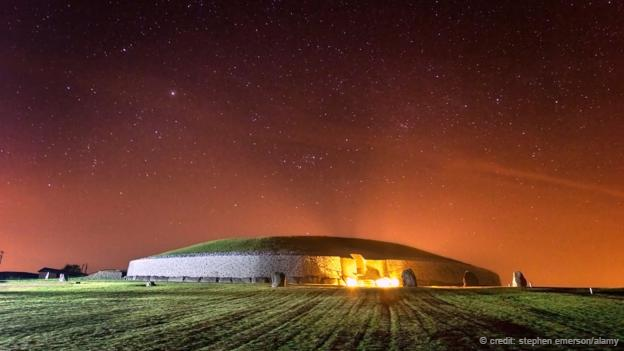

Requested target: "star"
[{"left": 1, "top": 0, "right": 622, "bottom": 288}]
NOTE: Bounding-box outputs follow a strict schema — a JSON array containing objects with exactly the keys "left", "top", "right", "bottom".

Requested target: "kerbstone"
[
  {"left": 272, "top": 272, "right": 286, "bottom": 288},
  {"left": 463, "top": 271, "right": 479, "bottom": 287},
  {"left": 401, "top": 269, "right": 417, "bottom": 287}
]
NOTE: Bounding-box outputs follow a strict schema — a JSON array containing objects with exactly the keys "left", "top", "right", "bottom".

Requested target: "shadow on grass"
[{"left": 482, "top": 317, "right": 540, "bottom": 337}]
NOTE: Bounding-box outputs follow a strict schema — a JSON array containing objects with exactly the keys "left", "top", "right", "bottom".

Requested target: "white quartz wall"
[
  {"left": 127, "top": 254, "right": 343, "bottom": 279},
  {"left": 127, "top": 253, "right": 500, "bottom": 286}
]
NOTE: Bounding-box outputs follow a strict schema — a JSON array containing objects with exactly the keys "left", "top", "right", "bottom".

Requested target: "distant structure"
[
  {"left": 0, "top": 271, "right": 38, "bottom": 280},
  {"left": 127, "top": 236, "right": 501, "bottom": 287},
  {"left": 0, "top": 250, "right": 4, "bottom": 265},
  {"left": 38, "top": 267, "right": 86, "bottom": 279},
  {"left": 86, "top": 269, "right": 125, "bottom": 280},
  {"left": 39, "top": 268, "right": 62, "bottom": 279}
]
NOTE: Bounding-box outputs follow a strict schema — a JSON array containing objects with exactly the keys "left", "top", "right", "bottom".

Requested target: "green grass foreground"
[{"left": 0, "top": 281, "right": 622, "bottom": 350}]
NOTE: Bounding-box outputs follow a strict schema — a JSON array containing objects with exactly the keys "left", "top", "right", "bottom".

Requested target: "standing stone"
[
  {"left": 271, "top": 272, "right": 286, "bottom": 288},
  {"left": 58, "top": 273, "right": 66, "bottom": 282},
  {"left": 511, "top": 271, "right": 527, "bottom": 288},
  {"left": 401, "top": 269, "right": 417, "bottom": 287},
  {"left": 462, "top": 271, "right": 479, "bottom": 287},
  {"left": 145, "top": 281, "right": 156, "bottom": 287}
]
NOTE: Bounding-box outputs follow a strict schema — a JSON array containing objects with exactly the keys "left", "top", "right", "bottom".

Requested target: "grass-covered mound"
[{"left": 157, "top": 236, "right": 457, "bottom": 261}]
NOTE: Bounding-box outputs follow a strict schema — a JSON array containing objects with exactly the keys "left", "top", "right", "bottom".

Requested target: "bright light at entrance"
[
  {"left": 346, "top": 277, "right": 358, "bottom": 287},
  {"left": 345, "top": 277, "right": 400, "bottom": 288},
  {"left": 375, "top": 277, "right": 400, "bottom": 288}
]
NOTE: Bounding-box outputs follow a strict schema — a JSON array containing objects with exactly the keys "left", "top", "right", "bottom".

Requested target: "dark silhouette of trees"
[{"left": 62, "top": 264, "right": 83, "bottom": 275}]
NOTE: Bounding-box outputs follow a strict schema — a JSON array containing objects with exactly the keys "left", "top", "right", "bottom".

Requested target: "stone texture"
[
  {"left": 385, "top": 260, "right": 500, "bottom": 286},
  {"left": 272, "top": 272, "right": 286, "bottom": 288},
  {"left": 463, "top": 271, "right": 479, "bottom": 287},
  {"left": 401, "top": 268, "right": 417, "bottom": 287},
  {"left": 512, "top": 271, "right": 527, "bottom": 288},
  {"left": 253, "top": 277, "right": 270, "bottom": 283},
  {"left": 301, "top": 276, "right": 320, "bottom": 284},
  {"left": 127, "top": 254, "right": 342, "bottom": 281},
  {"left": 321, "top": 277, "right": 338, "bottom": 285},
  {"left": 126, "top": 253, "right": 501, "bottom": 287},
  {"left": 86, "top": 270, "right": 124, "bottom": 280},
  {"left": 287, "top": 276, "right": 302, "bottom": 284}
]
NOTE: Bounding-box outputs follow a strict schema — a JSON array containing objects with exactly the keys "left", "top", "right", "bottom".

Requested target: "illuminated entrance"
[{"left": 343, "top": 253, "right": 400, "bottom": 288}]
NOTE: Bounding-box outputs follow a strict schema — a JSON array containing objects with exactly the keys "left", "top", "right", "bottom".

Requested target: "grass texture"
[{"left": 0, "top": 281, "right": 622, "bottom": 350}]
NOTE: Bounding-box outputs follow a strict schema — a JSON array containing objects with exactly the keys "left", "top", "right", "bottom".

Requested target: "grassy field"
[{"left": 0, "top": 281, "right": 622, "bottom": 350}]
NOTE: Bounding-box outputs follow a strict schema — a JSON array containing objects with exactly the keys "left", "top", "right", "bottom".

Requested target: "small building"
[
  {"left": 38, "top": 267, "right": 86, "bottom": 279},
  {"left": 39, "top": 267, "right": 61, "bottom": 279}
]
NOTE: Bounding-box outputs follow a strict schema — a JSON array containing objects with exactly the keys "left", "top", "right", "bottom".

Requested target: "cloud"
[{"left": 450, "top": 160, "right": 624, "bottom": 200}]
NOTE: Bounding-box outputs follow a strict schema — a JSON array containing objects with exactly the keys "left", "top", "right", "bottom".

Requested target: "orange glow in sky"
[{"left": 1, "top": 2, "right": 623, "bottom": 287}]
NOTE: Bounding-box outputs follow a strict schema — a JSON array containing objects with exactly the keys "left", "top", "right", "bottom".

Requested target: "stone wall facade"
[
  {"left": 127, "top": 254, "right": 343, "bottom": 282},
  {"left": 385, "top": 259, "right": 500, "bottom": 286},
  {"left": 86, "top": 270, "right": 124, "bottom": 280},
  {"left": 127, "top": 252, "right": 500, "bottom": 286}
]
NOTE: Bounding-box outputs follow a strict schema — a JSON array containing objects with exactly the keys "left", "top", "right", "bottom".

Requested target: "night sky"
[{"left": 1, "top": 1, "right": 623, "bottom": 287}]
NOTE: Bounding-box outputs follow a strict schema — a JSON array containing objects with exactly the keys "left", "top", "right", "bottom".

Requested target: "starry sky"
[{"left": 1, "top": 1, "right": 623, "bottom": 287}]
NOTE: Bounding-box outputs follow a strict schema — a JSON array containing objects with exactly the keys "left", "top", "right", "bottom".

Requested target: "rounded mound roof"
[{"left": 155, "top": 236, "right": 461, "bottom": 262}]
